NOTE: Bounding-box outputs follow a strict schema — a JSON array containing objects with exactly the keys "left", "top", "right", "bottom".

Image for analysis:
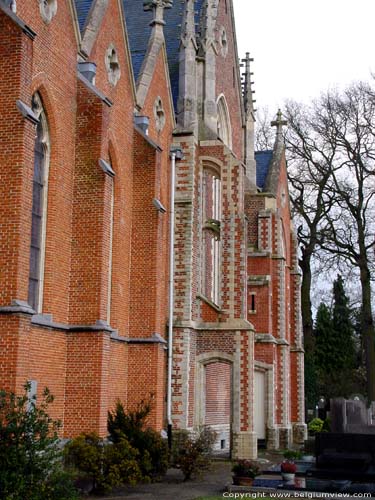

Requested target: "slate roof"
[
  {"left": 74, "top": 0, "right": 94, "bottom": 32},
  {"left": 74, "top": 1, "right": 205, "bottom": 110},
  {"left": 122, "top": 0, "right": 186, "bottom": 109},
  {"left": 255, "top": 150, "right": 273, "bottom": 190}
]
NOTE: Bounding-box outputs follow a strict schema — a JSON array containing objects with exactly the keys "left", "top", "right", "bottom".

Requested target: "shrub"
[
  {"left": 281, "top": 460, "right": 297, "bottom": 473},
  {"left": 308, "top": 417, "right": 324, "bottom": 435},
  {"left": 108, "top": 399, "right": 168, "bottom": 479},
  {"left": 322, "top": 417, "right": 331, "bottom": 432},
  {"left": 232, "top": 459, "right": 260, "bottom": 478},
  {"left": 0, "top": 383, "right": 78, "bottom": 500},
  {"left": 283, "top": 449, "right": 302, "bottom": 461},
  {"left": 65, "top": 432, "right": 143, "bottom": 494},
  {"left": 172, "top": 426, "right": 217, "bottom": 481}
]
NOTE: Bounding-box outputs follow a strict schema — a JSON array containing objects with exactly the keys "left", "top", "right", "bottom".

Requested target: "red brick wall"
[
  {"left": 0, "top": 14, "right": 34, "bottom": 307},
  {"left": 0, "top": 1, "right": 173, "bottom": 438},
  {"left": 18, "top": 0, "right": 78, "bottom": 324},
  {"left": 127, "top": 343, "right": 166, "bottom": 431},
  {"left": 205, "top": 361, "right": 231, "bottom": 425}
]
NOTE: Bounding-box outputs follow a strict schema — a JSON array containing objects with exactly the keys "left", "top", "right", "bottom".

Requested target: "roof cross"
[
  {"left": 143, "top": 0, "right": 173, "bottom": 26},
  {"left": 271, "top": 109, "right": 288, "bottom": 136}
]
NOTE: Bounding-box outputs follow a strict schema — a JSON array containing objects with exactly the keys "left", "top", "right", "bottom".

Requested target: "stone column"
[{"left": 232, "top": 330, "right": 257, "bottom": 459}]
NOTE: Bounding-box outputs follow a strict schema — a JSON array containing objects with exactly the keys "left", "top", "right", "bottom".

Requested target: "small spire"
[
  {"left": 181, "top": 0, "right": 195, "bottom": 41},
  {"left": 241, "top": 52, "right": 254, "bottom": 115},
  {"left": 271, "top": 109, "right": 287, "bottom": 140},
  {"left": 143, "top": 0, "right": 173, "bottom": 27}
]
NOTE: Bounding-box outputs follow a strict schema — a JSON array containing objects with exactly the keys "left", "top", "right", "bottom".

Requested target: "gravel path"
[{"left": 100, "top": 460, "right": 232, "bottom": 500}]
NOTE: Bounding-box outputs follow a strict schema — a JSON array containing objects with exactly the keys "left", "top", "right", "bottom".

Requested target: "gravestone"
[{"left": 330, "top": 397, "right": 375, "bottom": 434}]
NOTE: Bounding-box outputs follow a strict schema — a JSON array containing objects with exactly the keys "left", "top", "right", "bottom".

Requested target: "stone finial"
[
  {"left": 241, "top": 52, "right": 255, "bottom": 116},
  {"left": 271, "top": 109, "right": 288, "bottom": 139},
  {"left": 181, "top": 0, "right": 195, "bottom": 42},
  {"left": 143, "top": 0, "right": 173, "bottom": 26}
]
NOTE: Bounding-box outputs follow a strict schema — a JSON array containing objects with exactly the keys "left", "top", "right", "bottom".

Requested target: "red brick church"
[{"left": 0, "top": 0, "right": 306, "bottom": 458}]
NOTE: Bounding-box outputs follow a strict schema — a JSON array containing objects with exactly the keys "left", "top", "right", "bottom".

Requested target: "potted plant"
[
  {"left": 280, "top": 460, "right": 296, "bottom": 482},
  {"left": 283, "top": 449, "right": 302, "bottom": 461},
  {"left": 232, "top": 459, "right": 260, "bottom": 486}
]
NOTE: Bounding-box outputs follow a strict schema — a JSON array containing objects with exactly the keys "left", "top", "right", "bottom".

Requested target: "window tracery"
[
  {"left": 105, "top": 45, "right": 121, "bottom": 86},
  {"left": 202, "top": 167, "right": 221, "bottom": 305},
  {"left": 28, "top": 93, "right": 50, "bottom": 312},
  {"left": 39, "top": 0, "right": 57, "bottom": 24}
]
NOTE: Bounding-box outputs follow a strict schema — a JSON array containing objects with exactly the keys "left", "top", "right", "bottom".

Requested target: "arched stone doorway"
[{"left": 194, "top": 352, "right": 233, "bottom": 455}]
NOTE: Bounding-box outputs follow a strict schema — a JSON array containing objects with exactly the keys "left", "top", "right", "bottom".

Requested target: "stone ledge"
[
  {"left": 127, "top": 333, "right": 167, "bottom": 344},
  {"left": 0, "top": 3, "right": 36, "bottom": 39},
  {"left": 77, "top": 72, "right": 113, "bottom": 107},
  {"left": 173, "top": 319, "right": 254, "bottom": 331},
  {"left": 196, "top": 293, "right": 222, "bottom": 313},
  {"left": 31, "top": 315, "right": 117, "bottom": 333},
  {"left": 255, "top": 333, "right": 277, "bottom": 344},
  {"left": 0, "top": 299, "right": 35, "bottom": 315}
]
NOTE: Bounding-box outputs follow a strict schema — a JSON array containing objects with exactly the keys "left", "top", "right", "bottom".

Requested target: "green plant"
[
  {"left": 232, "top": 459, "right": 260, "bottom": 478},
  {"left": 283, "top": 449, "right": 302, "bottom": 460},
  {"left": 172, "top": 426, "right": 217, "bottom": 481},
  {"left": 0, "top": 383, "right": 78, "bottom": 500},
  {"left": 322, "top": 417, "right": 331, "bottom": 432},
  {"left": 108, "top": 398, "right": 168, "bottom": 478},
  {"left": 65, "top": 432, "right": 143, "bottom": 494},
  {"left": 308, "top": 417, "right": 324, "bottom": 435}
]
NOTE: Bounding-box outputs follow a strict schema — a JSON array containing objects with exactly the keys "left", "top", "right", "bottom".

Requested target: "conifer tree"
[
  {"left": 314, "top": 302, "right": 334, "bottom": 374},
  {"left": 314, "top": 275, "right": 359, "bottom": 399},
  {"left": 332, "top": 275, "right": 356, "bottom": 370}
]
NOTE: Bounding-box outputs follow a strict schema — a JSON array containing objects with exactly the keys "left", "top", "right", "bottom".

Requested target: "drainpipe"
[{"left": 167, "top": 147, "right": 183, "bottom": 449}]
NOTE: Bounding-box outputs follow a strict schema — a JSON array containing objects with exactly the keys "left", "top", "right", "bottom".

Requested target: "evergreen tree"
[
  {"left": 332, "top": 275, "right": 356, "bottom": 370},
  {"left": 314, "top": 275, "right": 361, "bottom": 399},
  {"left": 314, "top": 302, "right": 334, "bottom": 374}
]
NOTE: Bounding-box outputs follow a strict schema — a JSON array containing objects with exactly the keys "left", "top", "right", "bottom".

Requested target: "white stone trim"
[
  {"left": 194, "top": 351, "right": 234, "bottom": 427},
  {"left": 31, "top": 93, "right": 50, "bottom": 314},
  {"left": 216, "top": 94, "right": 232, "bottom": 149},
  {"left": 39, "top": 0, "right": 57, "bottom": 24}
]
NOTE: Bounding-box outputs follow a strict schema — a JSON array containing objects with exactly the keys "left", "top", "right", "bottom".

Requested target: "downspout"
[{"left": 167, "top": 147, "right": 182, "bottom": 449}]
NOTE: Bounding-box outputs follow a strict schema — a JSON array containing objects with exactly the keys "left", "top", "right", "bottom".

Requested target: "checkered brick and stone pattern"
[{"left": 0, "top": 0, "right": 306, "bottom": 455}]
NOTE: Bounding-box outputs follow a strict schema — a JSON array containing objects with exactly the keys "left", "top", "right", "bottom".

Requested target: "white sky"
[{"left": 233, "top": 0, "right": 375, "bottom": 113}]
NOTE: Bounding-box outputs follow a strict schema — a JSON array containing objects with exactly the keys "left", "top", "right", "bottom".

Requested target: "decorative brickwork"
[{"left": 0, "top": 0, "right": 305, "bottom": 454}]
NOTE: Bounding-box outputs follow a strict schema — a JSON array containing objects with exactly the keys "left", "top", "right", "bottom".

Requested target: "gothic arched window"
[
  {"left": 217, "top": 95, "right": 232, "bottom": 149},
  {"left": 202, "top": 167, "right": 221, "bottom": 305},
  {"left": 28, "top": 93, "right": 50, "bottom": 312}
]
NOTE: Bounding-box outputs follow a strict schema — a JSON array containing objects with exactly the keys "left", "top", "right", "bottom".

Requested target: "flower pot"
[
  {"left": 281, "top": 472, "right": 295, "bottom": 483},
  {"left": 232, "top": 476, "right": 254, "bottom": 486}
]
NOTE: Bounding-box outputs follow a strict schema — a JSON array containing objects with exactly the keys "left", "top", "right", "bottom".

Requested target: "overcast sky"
[{"left": 233, "top": 0, "right": 375, "bottom": 114}]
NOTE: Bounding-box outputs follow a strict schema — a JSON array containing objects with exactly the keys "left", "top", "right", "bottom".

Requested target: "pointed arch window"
[
  {"left": 28, "top": 93, "right": 50, "bottom": 312},
  {"left": 217, "top": 95, "right": 232, "bottom": 149},
  {"left": 202, "top": 167, "right": 221, "bottom": 305}
]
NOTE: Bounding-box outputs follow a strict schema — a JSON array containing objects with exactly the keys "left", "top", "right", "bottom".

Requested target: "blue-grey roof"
[
  {"left": 74, "top": 0, "right": 94, "bottom": 32},
  {"left": 123, "top": 0, "right": 187, "bottom": 109},
  {"left": 74, "top": 1, "right": 205, "bottom": 110},
  {"left": 255, "top": 150, "right": 273, "bottom": 189}
]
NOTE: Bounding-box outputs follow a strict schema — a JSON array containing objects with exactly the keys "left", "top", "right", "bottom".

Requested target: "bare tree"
[
  {"left": 284, "top": 101, "right": 333, "bottom": 353},
  {"left": 254, "top": 107, "right": 275, "bottom": 151},
  {"left": 285, "top": 82, "right": 375, "bottom": 401}
]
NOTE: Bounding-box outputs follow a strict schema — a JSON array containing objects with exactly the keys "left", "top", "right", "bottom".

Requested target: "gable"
[{"left": 123, "top": 0, "right": 206, "bottom": 110}]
